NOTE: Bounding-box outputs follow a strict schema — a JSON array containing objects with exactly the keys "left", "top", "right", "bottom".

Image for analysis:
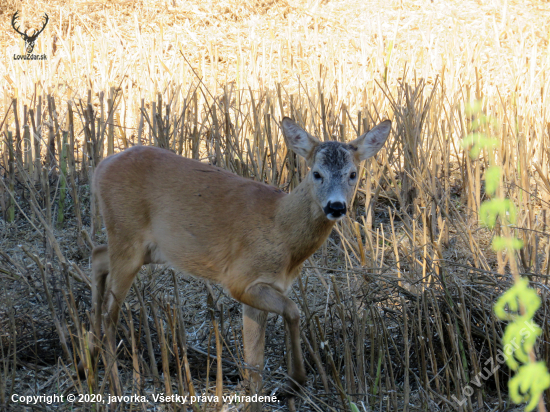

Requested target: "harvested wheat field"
[{"left": 1, "top": 0, "right": 550, "bottom": 410}]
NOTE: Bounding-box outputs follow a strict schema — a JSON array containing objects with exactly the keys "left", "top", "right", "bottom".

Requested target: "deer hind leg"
[
  {"left": 77, "top": 245, "right": 109, "bottom": 379},
  {"left": 237, "top": 284, "right": 306, "bottom": 395},
  {"left": 102, "top": 244, "right": 144, "bottom": 396},
  {"left": 243, "top": 304, "right": 268, "bottom": 411}
]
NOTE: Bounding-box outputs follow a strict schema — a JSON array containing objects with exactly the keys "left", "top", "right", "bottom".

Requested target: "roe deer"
[{"left": 79, "top": 117, "right": 391, "bottom": 407}]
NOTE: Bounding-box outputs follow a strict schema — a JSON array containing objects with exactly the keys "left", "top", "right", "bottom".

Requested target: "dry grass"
[{"left": 1, "top": 0, "right": 550, "bottom": 410}]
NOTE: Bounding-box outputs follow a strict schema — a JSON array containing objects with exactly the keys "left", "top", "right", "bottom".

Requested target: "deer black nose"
[{"left": 324, "top": 201, "right": 347, "bottom": 219}]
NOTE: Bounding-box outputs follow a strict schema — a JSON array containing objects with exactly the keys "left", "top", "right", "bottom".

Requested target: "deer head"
[{"left": 12, "top": 11, "right": 49, "bottom": 55}]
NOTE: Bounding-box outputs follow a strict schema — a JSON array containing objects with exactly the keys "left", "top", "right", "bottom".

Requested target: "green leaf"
[
  {"left": 461, "top": 132, "right": 498, "bottom": 159},
  {"left": 479, "top": 199, "right": 517, "bottom": 228},
  {"left": 465, "top": 101, "right": 483, "bottom": 117},
  {"left": 494, "top": 278, "right": 541, "bottom": 321},
  {"left": 350, "top": 402, "right": 360, "bottom": 412},
  {"left": 492, "top": 236, "right": 523, "bottom": 251},
  {"left": 485, "top": 166, "right": 501, "bottom": 197},
  {"left": 501, "top": 318, "right": 541, "bottom": 370},
  {"left": 509, "top": 362, "right": 550, "bottom": 411}
]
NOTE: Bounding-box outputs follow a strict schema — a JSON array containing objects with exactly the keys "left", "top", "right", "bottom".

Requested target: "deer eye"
[
  {"left": 350, "top": 172, "right": 357, "bottom": 179},
  {"left": 313, "top": 171, "right": 322, "bottom": 180}
]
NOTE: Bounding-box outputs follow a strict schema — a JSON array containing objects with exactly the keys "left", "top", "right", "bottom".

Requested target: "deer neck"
[{"left": 276, "top": 178, "right": 336, "bottom": 268}]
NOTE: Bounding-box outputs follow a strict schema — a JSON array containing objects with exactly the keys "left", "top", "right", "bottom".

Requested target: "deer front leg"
[
  {"left": 237, "top": 284, "right": 306, "bottom": 394},
  {"left": 77, "top": 245, "right": 109, "bottom": 379},
  {"left": 243, "top": 304, "right": 267, "bottom": 411},
  {"left": 101, "top": 245, "right": 143, "bottom": 398},
  {"left": 91, "top": 246, "right": 109, "bottom": 355}
]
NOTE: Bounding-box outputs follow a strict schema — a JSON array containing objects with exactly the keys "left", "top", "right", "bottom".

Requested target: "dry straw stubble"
[{"left": 1, "top": 0, "right": 550, "bottom": 410}]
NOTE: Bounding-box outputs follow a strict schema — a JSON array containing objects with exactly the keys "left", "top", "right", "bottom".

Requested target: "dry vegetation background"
[{"left": 1, "top": 0, "right": 550, "bottom": 410}]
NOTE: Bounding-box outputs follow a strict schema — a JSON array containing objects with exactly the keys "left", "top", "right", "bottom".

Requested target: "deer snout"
[{"left": 324, "top": 201, "right": 346, "bottom": 220}]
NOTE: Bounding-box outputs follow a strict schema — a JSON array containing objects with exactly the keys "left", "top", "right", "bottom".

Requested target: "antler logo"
[{"left": 11, "top": 11, "right": 49, "bottom": 55}]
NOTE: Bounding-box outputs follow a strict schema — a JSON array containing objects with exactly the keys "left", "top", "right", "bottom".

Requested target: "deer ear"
[
  {"left": 282, "top": 117, "right": 320, "bottom": 161},
  {"left": 349, "top": 120, "right": 391, "bottom": 161}
]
